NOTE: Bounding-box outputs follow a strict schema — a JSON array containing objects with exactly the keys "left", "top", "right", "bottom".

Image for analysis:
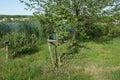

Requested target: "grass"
[{"left": 0, "top": 38, "right": 120, "bottom": 80}]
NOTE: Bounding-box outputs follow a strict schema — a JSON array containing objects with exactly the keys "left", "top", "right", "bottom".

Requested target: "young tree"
[
  {"left": 20, "top": 0, "right": 119, "bottom": 67},
  {"left": 20, "top": 0, "right": 118, "bottom": 44}
]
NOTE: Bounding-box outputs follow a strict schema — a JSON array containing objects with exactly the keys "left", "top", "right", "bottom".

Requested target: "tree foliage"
[
  {"left": 19, "top": 0, "right": 120, "bottom": 67},
  {"left": 20, "top": 0, "right": 119, "bottom": 41}
]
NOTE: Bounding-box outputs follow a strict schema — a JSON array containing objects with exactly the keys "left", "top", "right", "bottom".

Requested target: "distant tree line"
[{"left": 0, "top": 15, "right": 32, "bottom": 19}]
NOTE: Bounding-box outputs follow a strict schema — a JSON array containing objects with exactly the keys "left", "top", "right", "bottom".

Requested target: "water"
[
  {"left": 0, "top": 21, "right": 39, "bottom": 32},
  {"left": 0, "top": 21, "right": 40, "bottom": 37}
]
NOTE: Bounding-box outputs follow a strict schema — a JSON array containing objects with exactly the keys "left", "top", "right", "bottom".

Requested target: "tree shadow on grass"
[
  {"left": 60, "top": 43, "right": 90, "bottom": 66},
  {"left": 13, "top": 46, "right": 40, "bottom": 59},
  {"left": 78, "top": 36, "right": 114, "bottom": 44},
  {"left": 92, "top": 36, "right": 113, "bottom": 44},
  {"left": 60, "top": 36, "right": 117, "bottom": 67}
]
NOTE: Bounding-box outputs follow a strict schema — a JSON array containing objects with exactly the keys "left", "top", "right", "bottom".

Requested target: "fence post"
[
  {"left": 5, "top": 41, "right": 9, "bottom": 61},
  {"left": 6, "top": 45, "right": 8, "bottom": 60}
]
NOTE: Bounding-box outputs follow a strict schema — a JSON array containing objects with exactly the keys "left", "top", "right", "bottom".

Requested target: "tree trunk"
[{"left": 70, "top": 27, "right": 77, "bottom": 46}]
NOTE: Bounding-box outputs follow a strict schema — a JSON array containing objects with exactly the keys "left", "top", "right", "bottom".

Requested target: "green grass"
[
  {"left": 0, "top": 38, "right": 120, "bottom": 80},
  {"left": 104, "top": 70, "right": 120, "bottom": 80}
]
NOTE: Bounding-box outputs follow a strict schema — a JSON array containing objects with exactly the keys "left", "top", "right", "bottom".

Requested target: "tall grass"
[{"left": 105, "top": 70, "right": 120, "bottom": 80}]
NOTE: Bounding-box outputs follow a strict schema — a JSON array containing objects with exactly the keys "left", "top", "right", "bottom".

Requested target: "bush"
[
  {"left": 84, "top": 23, "right": 120, "bottom": 39},
  {"left": 107, "top": 25, "right": 120, "bottom": 37},
  {"left": 0, "top": 32, "right": 38, "bottom": 58}
]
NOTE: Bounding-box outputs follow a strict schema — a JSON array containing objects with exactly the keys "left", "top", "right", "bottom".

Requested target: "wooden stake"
[
  {"left": 55, "top": 33, "right": 60, "bottom": 68},
  {"left": 47, "top": 39, "right": 54, "bottom": 67},
  {"left": 6, "top": 45, "right": 8, "bottom": 60}
]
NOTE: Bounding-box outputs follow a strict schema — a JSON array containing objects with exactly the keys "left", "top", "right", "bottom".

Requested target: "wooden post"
[
  {"left": 47, "top": 32, "right": 61, "bottom": 68},
  {"left": 5, "top": 41, "right": 9, "bottom": 61},
  {"left": 55, "top": 33, "right": 61, "bottom": 68},
  {"left": 55, "top": 45, "right": 60, "bottom": 68},
  {"left": 47, "top": 39, "right": 54, "bottom": 67},
  {"left": 5, "top": 45, "right": 8, "bottom": 60}
]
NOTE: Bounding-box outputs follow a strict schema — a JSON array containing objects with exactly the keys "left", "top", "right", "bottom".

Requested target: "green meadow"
[
  {"left": 0, "top": 38, "right": 120, "bottom": 80},
  {"left": 0, "top": 0, "right": 120, "bottom": 80}
]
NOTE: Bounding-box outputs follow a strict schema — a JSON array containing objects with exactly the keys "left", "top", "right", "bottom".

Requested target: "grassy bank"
[{"left": 0, "top": 38, "right": 120, "bottom": 80}]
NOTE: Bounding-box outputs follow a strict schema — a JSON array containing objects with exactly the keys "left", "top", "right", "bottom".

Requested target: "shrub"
[
  {"left": 107, "top": 25, "right": 120, "bottom": 37},
  {"left": 0, "top": 32, "right": 38, "bottom": 58},
  {"left": 84, "top": 23, "right": 120, "bottom": 39}
]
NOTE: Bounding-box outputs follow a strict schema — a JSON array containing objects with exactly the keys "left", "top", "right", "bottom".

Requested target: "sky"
[
  {"left": 0, "top": 0, "right": 33, "bottom": 15},
  {"left": 0, "top": 0, "right": 119, "bottom": 15}
]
